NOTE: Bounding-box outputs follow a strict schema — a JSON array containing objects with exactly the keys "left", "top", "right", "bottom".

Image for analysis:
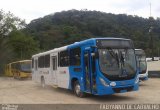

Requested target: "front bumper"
[
  {"left": 139, "top": 72, "right": 148, "bottom": 81},
  {"left": 96, "top": 82, "right": 139, "bottom": 95}
]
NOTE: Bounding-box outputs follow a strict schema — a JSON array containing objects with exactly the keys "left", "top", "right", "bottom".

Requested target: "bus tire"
[
  {"left": 13, "top": 73, "right": 16, "bottom": 79},
  {"left": 41, "top": 77, "right": 45, "bottom": 88},
  {"left": 13, "top": 74, "right": 16, "bottom": 79},
  {"left": 18, "top": 73, "right": 21, "bottom": 80},
  {"left": 74, "top": 80, "right": 86, "bottom": 98}
]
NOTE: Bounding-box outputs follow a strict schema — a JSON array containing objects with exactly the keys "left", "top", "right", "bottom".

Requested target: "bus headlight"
[
  {"left": 135, "top": 76, "right": 139, "bottom": 84},
  {"left": 99, "top": 78, "right": 109, "bottom": 87},
  {"left": 110, "top": 82, "right": 116, "bottom": 87}
]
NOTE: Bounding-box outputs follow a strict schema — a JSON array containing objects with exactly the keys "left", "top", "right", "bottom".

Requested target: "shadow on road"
[
  {"left": 47, "top": 87, "right": 137, "bottom": 102},
  {"left": 86, "top": 94, "right": 137, "bottom": 103},
  {"left": 139, "top": 83, "right": 148, "bottom": 87}
]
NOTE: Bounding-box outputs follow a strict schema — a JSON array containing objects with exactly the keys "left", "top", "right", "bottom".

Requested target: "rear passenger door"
[
  {"left": 33, "top": 58, "right": 38, "bottom": 81},
  {"left": 51, "top": 56, "right": 58, "bottom": 85}
]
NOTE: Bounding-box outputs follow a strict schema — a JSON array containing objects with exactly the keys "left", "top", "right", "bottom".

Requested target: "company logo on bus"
[
  {"left": 59, "top": 71, "right": 67, "bottom": 74},
  {"left": 120, "top": 81, "right": 126, "bottom": 85},
  {"left": 119, "top": 69, "right": 128, "bottom": 77}
]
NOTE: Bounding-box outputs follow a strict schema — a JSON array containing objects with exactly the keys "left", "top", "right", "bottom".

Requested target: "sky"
[{"left": 0, "top": 0, "right": 159, "bottom": 23}]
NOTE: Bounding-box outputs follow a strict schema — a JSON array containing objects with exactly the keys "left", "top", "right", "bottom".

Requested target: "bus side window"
[
  {"left": 91, "top": 53, "right": 96, "bottom": 74},
  {"left": 70, "top": 47, "right": 81, "bottom": 66},
  {"left": 84, "top": 53, "right": 89, "bottom": 73},
  {"left": 45, "top": 54, "right": 50, "bottom": 68},
  {"left": 52, "top": 57, "right": 57, "bottom": 70},
  {"left": 32, "top": 58, "right": 34, "bottom": 68},
  {"left": 35, "top": 60, "right": 38, "bottom": 70},
  {"left": 38, "top": 56, "right": 44, "bottom": 68},
  {"left": 59, "top": 50, "right": 69, "bottom": 67}
]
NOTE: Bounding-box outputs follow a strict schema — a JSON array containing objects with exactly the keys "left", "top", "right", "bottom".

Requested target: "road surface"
[{"left": 0, "top": 61, "right": 159, "bottom": 104}]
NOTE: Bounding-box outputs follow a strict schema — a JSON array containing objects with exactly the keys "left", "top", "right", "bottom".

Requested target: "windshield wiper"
[
  {"left": 119, "top": 51, "right": 125, "bottom": 67},
  {"left": 106, "top": 47, "right": 119, "bottom": 67}
]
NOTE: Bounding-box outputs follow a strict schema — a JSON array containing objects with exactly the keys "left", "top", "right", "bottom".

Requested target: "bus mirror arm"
[
  {"left": 90, "top": 46, "right": 97, "bottom": 49},
  {"left": 91, "top": 52, "right": 99, "bottom": 59},
  {"left": 90, "top": 46, "right": 98, "bottom": 59},
  {"left": 95, "top": 52, "right": 99, "bottom": 59}
]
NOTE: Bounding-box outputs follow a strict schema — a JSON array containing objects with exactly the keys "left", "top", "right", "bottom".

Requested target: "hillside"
[{"left": 25, "top": 9, "right": 160, "bottom": 56}]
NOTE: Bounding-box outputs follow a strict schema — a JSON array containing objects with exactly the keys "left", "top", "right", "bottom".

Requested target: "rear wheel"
[
  {"left": 74, "top": 81, "right": 86, "bottom": 98},
  {"left": 13, "top": 73, "right": 16, "bottom": 79},
  {"left": 18, "top": 73, "right": 21, "bottom": 80},
  {"left": 41, "top": 77, "right": 45, "bottom": 88}
]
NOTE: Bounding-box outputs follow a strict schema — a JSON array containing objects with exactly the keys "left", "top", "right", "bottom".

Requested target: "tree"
[
  {"left": 8, "top": 30, "right": 39, "bottom": 60},
  {"left": 0, "top": 37, "right": 13, "bottom": 74},
  {"left": 0, "top": 10, "right": 26, "bottom": 74},
  {"left": 0, "top": 9, "right": 26, "bottom": 38},
  {"left": 26, "top": 9, "right": 160, "bottom": 57}
]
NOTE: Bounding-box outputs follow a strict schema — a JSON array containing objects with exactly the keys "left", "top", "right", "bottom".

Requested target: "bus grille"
[{"left": 113, "top": 86, "right": 133, "bottom": 93}]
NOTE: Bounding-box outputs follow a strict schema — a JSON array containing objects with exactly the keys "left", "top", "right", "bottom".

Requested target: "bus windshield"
[
  {"left": 97, "top": 39, "right": 137, "bottom": 80},
  {"left": 20, "top": 63, "right": 31, "bottom": 72},
  {"left": 98, "top": 48, "right": 137, "bottom": 80},
  {"left": 138, "top": 56, "right": 147, "bottom": 72},
  {"left": 98, "top": 48, "right": 136, "bottom": 79},
  {"left": 135, "top": 50, "right": 147, "bottom": 74}
]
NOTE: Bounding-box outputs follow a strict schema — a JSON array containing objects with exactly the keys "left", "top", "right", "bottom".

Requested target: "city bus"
[
  {"left": 135, "top": 49, "right": 148, "bottom": 81},
  {"left": 5, "top": 60, "right": 32, "bottom": 79},
  {"left": 32, "top": 38, "right": 139, "bottom": 97}
]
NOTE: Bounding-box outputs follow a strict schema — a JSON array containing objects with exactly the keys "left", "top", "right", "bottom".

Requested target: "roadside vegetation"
[{"left": 1, "top": 9, "right": 160, "bottom": 74}]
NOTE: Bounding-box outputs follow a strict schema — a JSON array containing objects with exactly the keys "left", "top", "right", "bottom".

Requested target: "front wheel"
[{"left": 74, "top": 81, "right": 86, "bottom": 98}]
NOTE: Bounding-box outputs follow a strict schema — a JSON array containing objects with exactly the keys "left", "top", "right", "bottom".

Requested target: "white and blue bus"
[
  {"left": 135, "top": 49, "right": 148, "bottom": 81},
  {"left": 32, "top": 38, "right": 139, "bottom": 97}
]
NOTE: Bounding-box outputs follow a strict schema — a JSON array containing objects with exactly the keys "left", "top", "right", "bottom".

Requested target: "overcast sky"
[{"left": 0, "top": 0, "right": 159, "bottom": 23}]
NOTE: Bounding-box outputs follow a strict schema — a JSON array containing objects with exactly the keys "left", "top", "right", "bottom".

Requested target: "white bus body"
[{"left": 32, "top": 46, "right": 70, "bottom": 88}]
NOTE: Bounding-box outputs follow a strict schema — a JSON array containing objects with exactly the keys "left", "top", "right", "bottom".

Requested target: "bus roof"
[
  {"left": 135, "top": 49, "right": 143, "bottom": 51},
  {"left": 9, "top": 60, "right": 31, "bottom": 65},
  {"left": 32, "top": 37, "right": 131, "bottom": 58},
  {"left": 32, "top": 45, "right": 68, "bottom": 57},
  {"left": 135, "top": 49, "right": 145, "bottom": 55}
]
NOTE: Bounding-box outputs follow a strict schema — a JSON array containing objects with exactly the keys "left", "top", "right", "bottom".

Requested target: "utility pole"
[
  {"left": 149, "top": 2, "right": 154, "bottom": 61},
  {"left": 158, "top": 48, "right": 159, "bottom": 57},
  {"left": 150, "top": 2, "right": 151, "bottom": 17}
]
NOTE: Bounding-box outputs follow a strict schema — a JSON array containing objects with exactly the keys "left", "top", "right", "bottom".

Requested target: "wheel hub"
[{"left": 75, "top": 84, "right": 80, "bottom": 95}]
